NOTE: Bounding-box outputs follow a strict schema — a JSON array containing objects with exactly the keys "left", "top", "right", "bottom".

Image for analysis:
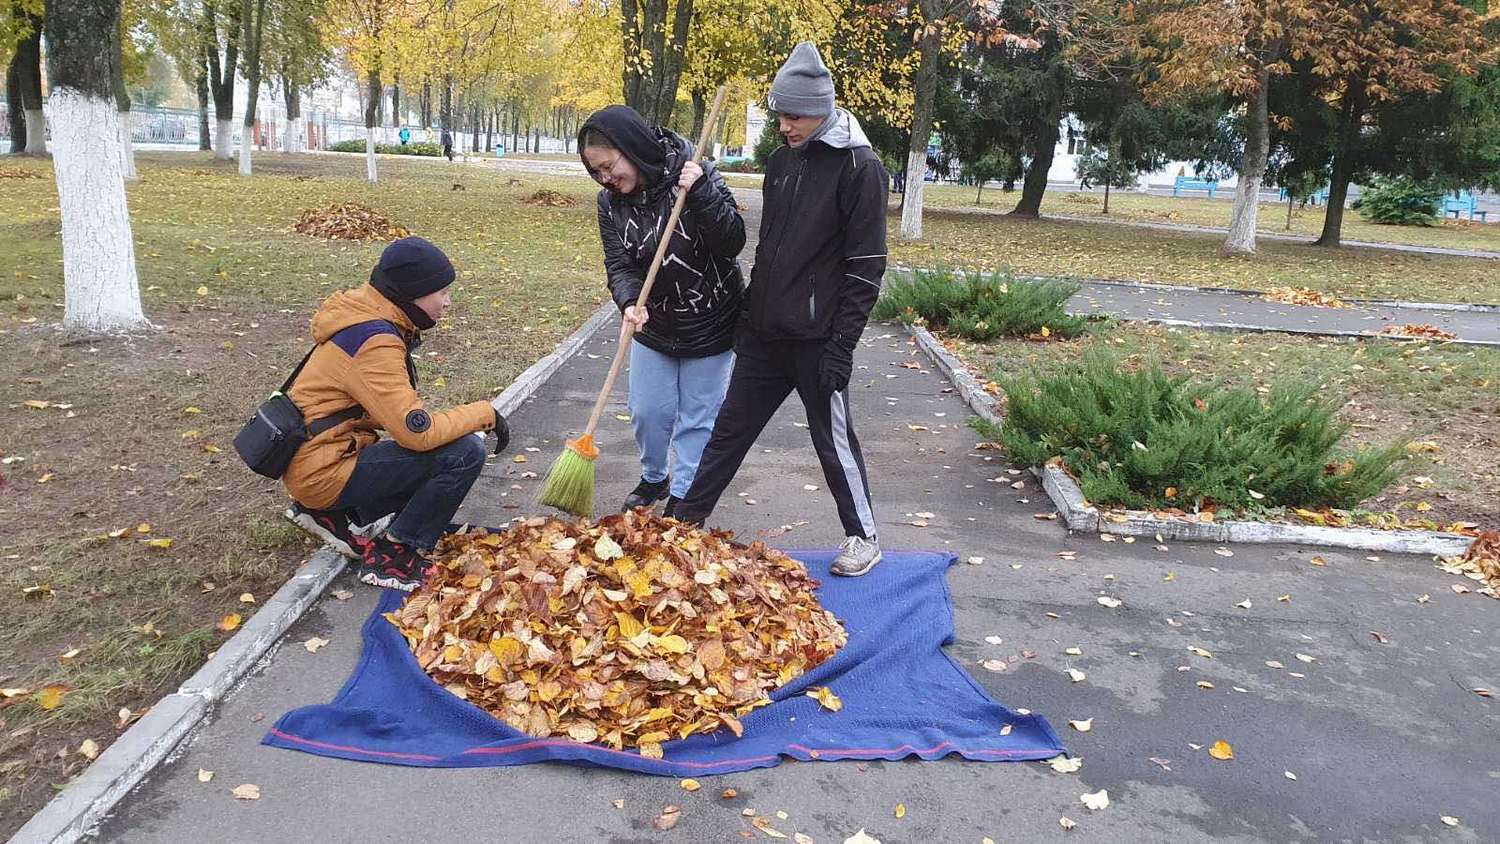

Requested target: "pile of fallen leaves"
[
  {"left": 1379, "top": 323, "right": 1459, "bottom": 341},
  {"left": 0, "top": 166, "right": 40, "bottom": 179},
  {"left": 383, "top": 510, "right": 846, "bottom": 757},
  {"left": 1440, "top": 531, "right": 1500, "bottom": 599},
  {"left": 1263, "top": 286, "right": 1348, "bottom": 308},
  {"left": 292, "top": 202, "right": 410, "bottom": 241},
  {"left": 523, "top": 189, "right": 577, "bottom": 207}
]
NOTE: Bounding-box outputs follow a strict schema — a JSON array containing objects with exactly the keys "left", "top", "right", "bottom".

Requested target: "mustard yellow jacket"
[{"left": 282, "top": 284, "right": 495, "bottom": 508}]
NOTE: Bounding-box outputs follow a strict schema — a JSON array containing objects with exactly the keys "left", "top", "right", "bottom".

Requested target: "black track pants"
[{"left": 674, "top": 332, "right": 877, "bottom": 539}]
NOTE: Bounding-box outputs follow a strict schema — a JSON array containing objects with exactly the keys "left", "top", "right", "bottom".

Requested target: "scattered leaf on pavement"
[
  {"left": 198, "top": 769, "right": 214, "bottom": 782},
  {"left": 1069, "top": 718, "right": 1093, "bottom": 732},
  {"left": 1049, "top": 755, "right": 1083, "bottom": 773},
  {"left": 303, "top": 637, "right": 330, "bottom": 653},
  {"left": 894, "top": 803, "right": 906, "bottom": 819},
  {"left": 680, "top": 778, "right": 701, "bottom": 792},
  {"left": 1059, "top": 817, "right": 1076, "bottom": 831},
  {"left": 1208, "top": 740, "right": 1234, "bottom": 760},
  {"left": 232, "top": 783, "right": 261, "bottom": 800},
  {"left": 653, "top": 805, "right": 681, "bottom": 831},
  {"left": 1080, "top": 789, "right": 1110, "bottom": 811}
]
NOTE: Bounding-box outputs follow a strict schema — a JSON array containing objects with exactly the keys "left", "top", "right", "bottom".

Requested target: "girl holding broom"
[{"left": 578, "top": 105, "right": 746, "bottom": 516}]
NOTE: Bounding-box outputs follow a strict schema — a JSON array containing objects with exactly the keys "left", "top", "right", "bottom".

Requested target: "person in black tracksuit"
[
  {"left": 674, "top": 42, "right": 890, "bottom": 577},
  {"left": 580, "top": 105, "right": 746, "bottom": 515}
]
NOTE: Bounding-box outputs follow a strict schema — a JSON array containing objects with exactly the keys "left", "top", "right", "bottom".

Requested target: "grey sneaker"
[{"left": 831, "top": 535, "right": 882, "bottom": 577}]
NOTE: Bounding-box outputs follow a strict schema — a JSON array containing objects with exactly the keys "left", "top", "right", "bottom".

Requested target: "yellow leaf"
[
  {"left": 22, "top": 399, "right": 50, "bottom": 409},
  {"left": 203, "top": 444, "right": 222, "bottom": 454},
  {"left": 36, "top": 473, "right": 55, "bottom": 484},
  {"left": 181, "top": 429, "right": 201, "bottom": 439},
  {"left": 614, "top": 612, "right": 644, "bottom": 639},
  {"left": 216, "top": 613, "right": 241, "bottom": 632},
  {"left": 653, "top": 634, "right": 689, "bottom": 654},
  {"left": 894, "top": 803, "right": 906, "bottom": 819},
  {"left": 680, "top": 778, "right": 701, "bottom": 792},
  {"left": 638, "top": 742, "right": 664, "bottom": 759},
  {"left": 136, "top": 523, "right": 152, "bottom": 534},
  {"left": 198, "top": 769, "right": 215, "bottom": 783},
  {"left": 145, "top": 538, "right": 173, "bottom": 550},
  {"left": 183, "top": 406, "right": 202, "bottom": 415},
  {"left": 37, "top": 685, "right": 68, "bottom": 710},
  {"left": 1208, "top": 740, "right": 1234, "bottom": 760},
  {"left": 512, "top": 454, "right": 527, "bottom": 463},
  {"left": 1040, "top": 326, "right": 1051, "bottom": 338},
  {"left": 806, "top": 686, "right": 843, "bottom": 712},
  {"left": 489, "top": 636, "right": 523, "bottom": 663},
  {"left": 239, "top": 592, "right": 255, "bottom": 604},
  {"left": 196, "top": 286, "right": 209, "bottom": 296}
]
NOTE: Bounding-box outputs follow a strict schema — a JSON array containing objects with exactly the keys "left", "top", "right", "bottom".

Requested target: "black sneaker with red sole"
[
  {"left": 355, "top": 534, "right": 427, "bottom": 592},
  {"left": 285, "top": 503, "right": 361, "bottom": 559}
]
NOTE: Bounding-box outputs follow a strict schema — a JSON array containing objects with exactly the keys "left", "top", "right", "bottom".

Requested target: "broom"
[{"left": 538, "top": 86, "right": 730, "bottom": 517}]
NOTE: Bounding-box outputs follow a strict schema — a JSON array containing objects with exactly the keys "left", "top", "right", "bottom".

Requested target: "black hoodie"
[{"left": 580, "top": 106, "right": 746, "bottom": 358}]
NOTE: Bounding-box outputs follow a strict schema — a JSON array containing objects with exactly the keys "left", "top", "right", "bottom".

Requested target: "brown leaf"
[{"left": 653, "top": 805, "right": 681, "bottom": 830}]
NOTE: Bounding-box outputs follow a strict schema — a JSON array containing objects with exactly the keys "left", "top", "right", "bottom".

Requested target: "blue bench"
[
  {"left": 1279, "top": 185, "right": 1329, "bottom": 205},
  {"left": 1439, "top": 190, "right": 1487, "bottom": 222},
  {"left": 1172, "top": 175, "right": 1219, "bottom": 198}
]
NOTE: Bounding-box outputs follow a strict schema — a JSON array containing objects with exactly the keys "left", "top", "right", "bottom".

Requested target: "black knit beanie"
[{"left": 370, "top": 236, "right": 454, "bottom": 329}]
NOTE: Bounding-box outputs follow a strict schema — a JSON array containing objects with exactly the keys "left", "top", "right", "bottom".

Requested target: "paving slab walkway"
[{"left": 99, "top": 316, "right": 1499, "bottom": 842}]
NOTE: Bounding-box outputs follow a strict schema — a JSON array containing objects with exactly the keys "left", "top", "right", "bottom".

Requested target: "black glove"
[
  {"left": 490, "top": 408, "right": 510, "bottom": 455},
  {"left": 819, "top": 336, "right": 855, "bottom": 395}
]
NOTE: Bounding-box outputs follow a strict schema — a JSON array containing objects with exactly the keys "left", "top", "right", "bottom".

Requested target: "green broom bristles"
[{"left": 537, "top": 434, "right": 598, "bottom": 517}]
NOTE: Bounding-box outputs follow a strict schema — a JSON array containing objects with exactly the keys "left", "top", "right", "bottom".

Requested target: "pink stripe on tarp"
[
  {"left": 786, "top": 741, "right": 1045, "bottom": 759},
  {"left": 267, "top": 728, "right": 443, "bottom": 762},
  {"left": 269, "top": 727, "right": 1042, "bottom": 768},
  {"left": 460, "top": 737, "right": 781, "bottom": 768}
]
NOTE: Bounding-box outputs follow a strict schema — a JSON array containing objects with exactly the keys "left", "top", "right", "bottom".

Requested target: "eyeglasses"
[{"left": 588, "top": 154, "right": 627, "bottom": 186}]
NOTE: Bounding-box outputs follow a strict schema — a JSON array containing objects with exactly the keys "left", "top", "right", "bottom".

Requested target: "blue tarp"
[{"left": 264, "top": 549, "right": 1065, "bottom": 775}]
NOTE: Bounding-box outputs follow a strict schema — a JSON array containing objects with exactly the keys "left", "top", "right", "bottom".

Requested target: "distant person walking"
[
  {"left": 399, "top": 126, "right": 411, "bottom": 146},
  {"left": 441, "top": 128, "right": 454, "bottom": 162}
]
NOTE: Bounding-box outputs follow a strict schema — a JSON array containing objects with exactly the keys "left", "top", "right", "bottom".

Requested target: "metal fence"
[{"left": 2, "top": 97, "right": 573, "bottom": 156}]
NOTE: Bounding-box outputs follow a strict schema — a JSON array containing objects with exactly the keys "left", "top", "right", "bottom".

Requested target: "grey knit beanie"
[{"left": 769, "top": 42, "right": 835, "bottom": 118}]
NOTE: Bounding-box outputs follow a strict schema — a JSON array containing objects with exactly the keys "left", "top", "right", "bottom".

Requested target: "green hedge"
[
  {"left": 328, "top": 139, "right": 444, "bottom": 157},
  {"left": 873, "top": 268, "right": 1087, "bottom": 341},
  {"left": 991, "top": 352, "right": 1406, "bottom": 512},
  {"left": 1357, "top": 176, "right": 1443, "bottom": 226}
]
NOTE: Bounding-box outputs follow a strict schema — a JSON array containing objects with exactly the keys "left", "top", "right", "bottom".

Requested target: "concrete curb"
[
  {"left": 492, "top": 302, "right": 616, "bottom": 418},
  {"left": 1033, "top": 464, "right": 1473, "bottom": 557},
  {"left": 903, "top": 322, "right": 1002, "bottom": 427},
  {"left": 888, "top": 265, "right": 1500, "bottom": 314},
  {"left": 903, "top": 322, "right": 1476, "bottom": 558},
  {"left": 1130, "top": 317, "right": 1500, "bottom": 348},
  {"left": 11, "top": 305, "right": 618, "bottom": 844}
]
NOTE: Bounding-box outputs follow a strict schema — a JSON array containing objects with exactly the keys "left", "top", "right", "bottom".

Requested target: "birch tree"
[{"left": 45, "top": 0, "right": 149, "bottom": 333}]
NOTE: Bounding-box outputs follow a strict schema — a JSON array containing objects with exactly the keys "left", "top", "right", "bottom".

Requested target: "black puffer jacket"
[{"left": 585, "top": 114, "right": 746, "bottom": 359}]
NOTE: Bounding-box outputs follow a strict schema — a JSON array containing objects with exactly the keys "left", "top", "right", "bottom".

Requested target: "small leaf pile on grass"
[
  {"left": 384, "top": 510, "right": 847, "bottom": 758},
  {"left": 874, "top": 268, "right": 1087, "bottom": 341},
  {"left": 993, "top": 352, "right": 1407, "bottom": 512},
  {"left": 524, "top": 189, "right": 578, "bottom": 207},
  {"left": 292, "top": 202, "right": 411, "bottom": 241}
]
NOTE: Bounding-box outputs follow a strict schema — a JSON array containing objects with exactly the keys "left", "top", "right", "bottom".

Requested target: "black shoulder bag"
[{"left": 233, "top": 347, "right": 363, "bottom": 479}]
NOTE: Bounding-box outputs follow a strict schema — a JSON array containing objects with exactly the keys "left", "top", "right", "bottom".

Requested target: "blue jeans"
[
  {"left": 334, "top": 436, "right": 486, "bottom": 551},
  {"left": 628, "top": 341, "right": 734, "bottom": 499}
]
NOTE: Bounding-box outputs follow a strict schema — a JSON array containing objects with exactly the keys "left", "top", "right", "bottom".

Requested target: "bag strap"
[{"left": 277, "top": 346, "right": 317, "bottom": 396}]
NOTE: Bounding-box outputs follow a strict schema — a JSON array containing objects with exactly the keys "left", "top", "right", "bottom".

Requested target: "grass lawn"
[
  {"left": 0, "top": 151, "right": 607, "bottom": 834},
  {"left": 951, "top": 323, "right": 1500, "bottom": 529},
  {"left": 917, "top": 184, "right": 1500, "bottom": 254},
  {"left": 891, "top": 208, "right": 1500, "bottom": 304}
]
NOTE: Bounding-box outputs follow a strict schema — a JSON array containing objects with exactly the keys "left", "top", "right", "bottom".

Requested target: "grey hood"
[{"left": 807, "top": 108, "right": 871, "bottom": 150}]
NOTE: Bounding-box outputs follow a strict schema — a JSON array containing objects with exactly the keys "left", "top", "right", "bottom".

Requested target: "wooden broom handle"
[{"left": 581, "top": 86, "right": 730, "bottom": 438}]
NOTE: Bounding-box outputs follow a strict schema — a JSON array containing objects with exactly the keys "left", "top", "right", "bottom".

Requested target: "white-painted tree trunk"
[
  {"left": 214, "top": 118, "right": 234, "bottom": 160},
  {"left": 899, "top": 149, "right": 927, "bottom": 241},
  {"left": 1223, "top": 173, "right": 1262, "bottom": 255},
  {"left": 24, "top": 109, "right": 46, "bottom": 154},
  {"left": 118, "top": 115, "right": 137, "bottom": 180},
  {"left": 239, "top": 124, "right": 253, "bottom": 175},
  {"left": 365, "top": 132, "right": 377, "bottom": 183},
  {"left": 50, "top": 89, "right": 148, "bottom": 333},
  {"left": 294, "top": 117, "right": 307, "bottom": 153}
]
